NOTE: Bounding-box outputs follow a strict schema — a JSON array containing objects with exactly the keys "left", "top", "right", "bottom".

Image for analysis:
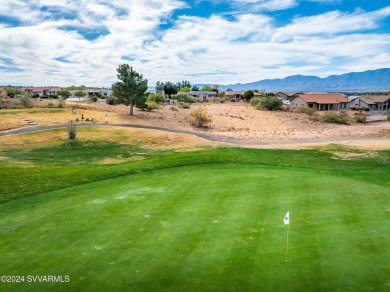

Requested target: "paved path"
[{"left": 0, "top": 123, "right": 389, "bottom": 146}]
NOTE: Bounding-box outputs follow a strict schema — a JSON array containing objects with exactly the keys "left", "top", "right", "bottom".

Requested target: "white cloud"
[{"left": 0, "top": 1, "right": 390, "bottom": 86}]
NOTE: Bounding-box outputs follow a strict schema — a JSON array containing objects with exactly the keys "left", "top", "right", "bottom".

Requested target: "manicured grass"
[{"left": 0, "top": 139, "right": 389, "bottom": 291}]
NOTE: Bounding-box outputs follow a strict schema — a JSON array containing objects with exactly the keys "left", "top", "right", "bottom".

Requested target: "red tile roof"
[{"left": 293, "top": 94, "right": 349, "bottom": 104}]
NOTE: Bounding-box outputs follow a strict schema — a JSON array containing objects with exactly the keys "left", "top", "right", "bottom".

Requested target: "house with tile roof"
[
  {"left": 22, "top": 87, "right": 63, "bottom": 97},
  {"left": 290, "top": 93, "right": 349, "bottom": 111},
  {"left": 222, "top": 91, "right": 245, "bottom": 100},
  {"left": 350, "top": 95, "right": 390, "bottom": 111}
]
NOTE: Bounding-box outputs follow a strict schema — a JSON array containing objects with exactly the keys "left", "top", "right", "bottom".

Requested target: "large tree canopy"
[
  {"left": 112, "top": 64, "right": 148, "bottom": 115},
  {"left": 163, "top": 81, "right": 178, "bottom": 99}
]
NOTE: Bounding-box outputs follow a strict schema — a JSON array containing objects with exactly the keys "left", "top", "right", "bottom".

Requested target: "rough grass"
[{"left": 0, "top": 133, "right": 389, "bottom": 291}]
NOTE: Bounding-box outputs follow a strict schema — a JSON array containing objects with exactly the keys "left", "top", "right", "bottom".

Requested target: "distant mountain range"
[{"left": 200, "top": 68, "right": 390, "bottom": 92}]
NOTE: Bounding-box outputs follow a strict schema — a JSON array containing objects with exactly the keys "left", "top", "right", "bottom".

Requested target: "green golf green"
[{"left": 0, "top": 140, "right": 389, "bottom": 291}]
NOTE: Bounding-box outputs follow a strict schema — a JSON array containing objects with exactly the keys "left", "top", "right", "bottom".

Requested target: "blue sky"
[{"left": 0, "top": 0, "right": 389, "bottom": 87}]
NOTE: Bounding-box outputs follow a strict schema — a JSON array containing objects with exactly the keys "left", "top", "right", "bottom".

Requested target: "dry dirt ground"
[{"left": 1, "top": 100, "right": 389, "bottom": 150}]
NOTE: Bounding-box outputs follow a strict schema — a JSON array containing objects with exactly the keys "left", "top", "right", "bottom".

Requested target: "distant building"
[
  {"left": 276, "top": 92, "right": 300, "bottom": 100},
  {"left": 222, "top": 91, "right": 245, "bottom": 100},
  {"left": 350, "top": 95, "right": 390, "bottom": 111},
  {"left": 290, "top": 94, "right": 349, "bottom": 111},
  {"left": 181, "top": 91, "right": 217, "bottom": 102},
  {"left": 21, "top": 87, "right": 63, "bottom": 97}
]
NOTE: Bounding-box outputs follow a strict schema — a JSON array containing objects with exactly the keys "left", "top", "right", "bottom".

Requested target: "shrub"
[
  {"left": 190, "top": 107, "right": 212, "bottom": 127},
  {"left": 260, "top": 96, "right": 283, "bottom": 111},
  {"left": 5, "top": 87, "right": 21, "bottom": 98},
  {"left": 298, "top": 106, "right": 316, "bottom": 116},
  {"left": 89, "top": 96, "right": 98, "bottom": 103},
  {"left": 174, "top": 94, "right": 197, "bottom": 103},
  {"left": 220, "top": 97, "right": 226, "bottom": 103},
  {"left": 58, "top": 98, "right": 65, "bottom": 108},
  {"left": 47, "top": 102, "right": 54, "bottom": 108},
  {"left": 136, "top": 95, "right": 161, "bottom": 111},
  {"left": 170, "top": 106, "right": 178, "bottom": 111},
  {"left": 66, "top": 121, "right": 77, "bottom": 141},
  {"left": 179, "top": 103, "right": 190, "bottom": 109},
  {"left": 387, "top": 109, "right": 390, "bottom": 121},
  {"left": 145, "top": 101, "right": 159, "bottom": 111},
  {"left": 230, "top": 98, "right": 237, "bottom": 102},
  {"left": 19, "top": 95, "right": 33, "bottom": 108},
  {"left": 250, "top": 97, "right": 262, "bottom": 107},
  {"left": 321, "top": 112, "right": 350, "bottom": 125},
  {"left": 354, "top": 113, "right": 367, "bottom": 123},
  {"left": 309, "top": 113, "right": 321, "bottom": 122},
  {"left": 106, "top": 96, "right": 118, "bottom": 105},
  {"left": 147, "top": 93, "right": 165, "bottom": 104}
]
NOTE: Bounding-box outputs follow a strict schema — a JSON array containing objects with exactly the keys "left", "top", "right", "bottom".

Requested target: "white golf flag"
[{"left": 284, "top": 211, "right": 289, "bottom": 225}]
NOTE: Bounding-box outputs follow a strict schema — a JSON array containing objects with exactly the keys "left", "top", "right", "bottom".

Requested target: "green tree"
[
  {"left": 177, "top": 80, "right": 191, "bottom": 91},
  {"left": 243, "top": 90, "right": 254, "bottom": 101},
  {"left": 201, "top": 85, "right": 213, "bottom": 91},
  {"left": 74, "top": 90, "right": 86, "bottom": 99},
  {"left": 155, "top": 81, "right": 164, "bottom": 91},
  {"left": 58, "top": 89, "right": 71, "bottom": 98},
  {"left": 5, "top": 87, "right": 21, "bottom": 98},
  {"left": 163, "top": 82, "right": 178, "bottom": 99},
  {"left": 191, "top": 85, "right": 199, "bottom": 91},
  {"left": 179, "top": 86, "right": 190, "bottom": 92},
  {"left": 112, "top": 64, "right": 148, "bottom": 115}
]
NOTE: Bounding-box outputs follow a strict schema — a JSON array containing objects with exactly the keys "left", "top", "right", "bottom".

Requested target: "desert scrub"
[
  {"left": 66, "top": 121, "right": 77, "bottom": 140},
  {"left": 19, "top": 95, "right": 33, "bottom": 108},
  {"left": 321, "top": 111, "right": 350, "bottom": 125},
  {"left": 179, "top": 103, "right": 191, "bottom": 109},
  {"left": 145, "top": 101, "right": 159, "bottom": 111},
  {"left": 190, "top": 107, "right": 212, "bottom": 127},
  {"left": 259, "top": 96, "right": 283, "bottom": 111},
  {"left": 298, "top": 106, "right": 316, "bottom": 116},
  {"left": 354, "top": 113, "right": 367, "bottom": 123},
  {"left": 387, "top": 109, "right": 390, "bottom": 121},
  {"left": 250, "top": 97, "right": 262, "bottom": 107}
]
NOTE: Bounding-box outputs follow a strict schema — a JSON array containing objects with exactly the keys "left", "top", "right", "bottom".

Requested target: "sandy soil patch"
[
  {"left": 84, "top": 102, "right": 390, "bottom": 142},
  {"left": 1, "top": 101, "right": 389, "bottom": 150}
]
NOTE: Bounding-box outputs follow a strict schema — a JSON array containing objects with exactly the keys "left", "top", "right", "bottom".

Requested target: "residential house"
[
  {"left": 22, "top": 87, "right": 63, "bottom": 97},
  {"left": 350, "top": 95, "right": 390, "bottom": 111},
  {"left": 253, "top": 92, "right": 264, "bottom": 98},
  {"left": 182, "top": 91, "right": 217, "bottom": 102},
  {"left": 223, "top": 91, "right": 245, "bottom": 100},
  {"left": 290, "top": 94, "right": 349, "bottom": 111},
  {"left": 276, "top": 92, "right": 300, "bottom": 100}
]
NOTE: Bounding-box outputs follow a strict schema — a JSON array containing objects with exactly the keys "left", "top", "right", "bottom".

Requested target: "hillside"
[{"left": 199, "top": 68, "right": 390, "bottom": 92}]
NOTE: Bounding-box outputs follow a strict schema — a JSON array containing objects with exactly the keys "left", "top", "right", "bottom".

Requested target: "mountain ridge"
[{"left": 198, "top": 68, "right": 390, "bottom": 92}]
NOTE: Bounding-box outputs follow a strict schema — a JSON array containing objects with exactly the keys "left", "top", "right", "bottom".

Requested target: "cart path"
[{"left": 0, "top": 123, "right": 389, "bottom": 146}]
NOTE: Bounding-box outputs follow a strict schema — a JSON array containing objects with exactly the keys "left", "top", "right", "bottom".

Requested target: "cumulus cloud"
[{"left": 0, "top": 1, "right": 390, "bottom": 86}]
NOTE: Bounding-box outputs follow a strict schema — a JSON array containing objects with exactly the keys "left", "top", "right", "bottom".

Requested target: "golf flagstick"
[
  {"left": 286, "top": 224, "right": 289, "bottom": 261},
  {"left": 284, "top": 211, "right": 289, "bottom": 261}
]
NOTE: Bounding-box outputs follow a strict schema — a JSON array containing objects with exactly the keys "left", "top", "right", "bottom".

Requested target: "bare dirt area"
[
  {"left": 1, "top": 100, "right": 389, "bottom": 150},
  {"left": 123, "top": 102, "right": 390, "bottom": 140}
]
